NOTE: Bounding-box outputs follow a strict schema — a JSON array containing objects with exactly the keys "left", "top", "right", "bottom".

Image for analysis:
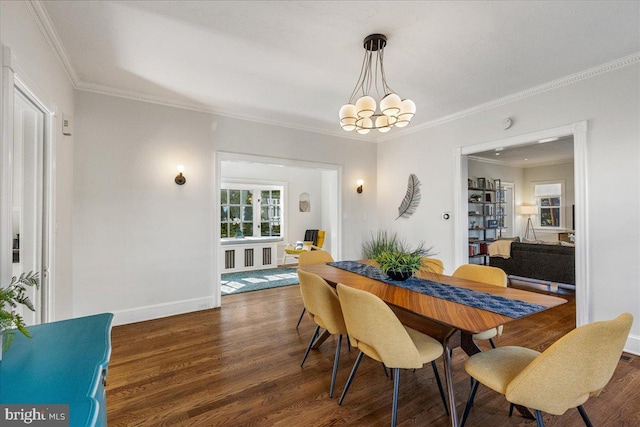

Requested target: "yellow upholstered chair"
[
  {"left": 420, "top": 257, "right": 445, "bottom": 275},
  {"left": 297, "top": 270, "right": 348, "bottom": 398},
  {"left": 284, "top": 230, "right": 326, "bottom": 265},
  {"left": 460, "top": 313, "right": 633, "bottom": 427},
  {"left": 336, "top": 283, "right": 447, "bottom": 426},
  {"left": 453, "top": 264, "right": 508, "bottom": 348},
  {"left": 295, "top": 250, "right": 335, "bottom": 329},
  {"left": 299, "top": 249, "right": 333, "bottom": 266}
]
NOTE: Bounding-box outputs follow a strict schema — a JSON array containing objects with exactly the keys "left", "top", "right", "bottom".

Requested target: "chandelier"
[{"left": 339, "top": 34, "right": 416, "bottom": 134}]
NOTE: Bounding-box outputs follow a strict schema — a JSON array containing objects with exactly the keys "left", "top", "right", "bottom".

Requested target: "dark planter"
[{"left": 386, "top": 270, "right": 412, "bottom": 281}]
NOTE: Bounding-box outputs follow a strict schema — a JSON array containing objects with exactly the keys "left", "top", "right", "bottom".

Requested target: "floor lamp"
[{"left": 521, "top": 205, "right": 538, "bottom": 241}]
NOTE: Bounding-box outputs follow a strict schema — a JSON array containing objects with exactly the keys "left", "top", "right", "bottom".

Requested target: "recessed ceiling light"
[
  {"left": 538, "top": 137, "right": 559, "bottom": 143},
  {"left": 495, "top": 152, "right": 501, "bottom": 156}
]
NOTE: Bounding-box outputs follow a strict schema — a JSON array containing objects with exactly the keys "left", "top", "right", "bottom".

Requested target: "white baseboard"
[
  {"left": 111, "top": 296, "right": 219, "bottom": 326},
  {"left": 625, "top": 334, "right": 640, "bottom": 356}
]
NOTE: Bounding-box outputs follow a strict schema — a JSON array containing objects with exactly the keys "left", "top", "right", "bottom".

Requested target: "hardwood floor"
[{"left": 107, "top": 285, "right": 639, "bottom": 426}]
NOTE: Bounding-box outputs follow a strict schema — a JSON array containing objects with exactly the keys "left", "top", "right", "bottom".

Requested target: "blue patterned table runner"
[{"left": 328, "top": 261, "right": 546, "bottom": 318}]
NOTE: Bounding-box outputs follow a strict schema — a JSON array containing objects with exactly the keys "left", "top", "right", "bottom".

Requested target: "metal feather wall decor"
[{"left": 396, "top": 173, "right": 421, "bottom": 220}]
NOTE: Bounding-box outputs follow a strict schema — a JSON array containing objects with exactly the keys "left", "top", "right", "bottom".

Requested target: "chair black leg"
[
  {"left": 460, "top": 378, "right": 479, "bottom": 427},
  {"left": 431, "top": 361, "right": 449, "bottom": 416},
  {"left": 296, "top": 307, "right": 306, "bottom": 329},
  {"left": 391, "top": 368, "right": 401, "bottom": 427},
  {"left": 509, "top": 403, "right": 515, "bottom": 417},
  {"left": 329, "top": 335, "right": 342, "bottom": 398},
  {"left": 301, "top": 325, "right": 320, "bottom": 367},
  {"left": 382, "top": 363, "right": 389, "bottom": 377},
  {"left": 489, "top": 338, "right": 497, "bottom": 348},
  {"left": 339, "top": 351, "right": 364, "bottom": 405},
  {"left": 535, "top": 409, "right": 545, "bottom": 427},
  {"left": 577, "top": 405, "right": 594, "bottom": 427}
]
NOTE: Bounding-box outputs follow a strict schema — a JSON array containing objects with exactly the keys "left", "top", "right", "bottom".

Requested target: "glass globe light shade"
[
  {"left": 340, "top": 104, "right": 357, "bottom": 131},
  {"left": 375, "top": 115, "right": 392, "bottom": 133},
  {"left": 341, "top": 117, "right": 357, "bottom": 131},
  {"left": 380, "top": 93, "right": 401, "bottom": 117},
  {"left": 395, "top": 99, "right": 416, "bottom": 128},
  {"left": 355, "top": 95, "right": 376, "bottom": 118},
  {"left": 356, "top": 117, "right": 373, "bottom": 134},
  {"left": 339, "top": 104, "right": 356, "bottom": 121}
]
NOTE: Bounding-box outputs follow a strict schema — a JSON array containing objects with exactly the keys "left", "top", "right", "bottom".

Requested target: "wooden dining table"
[{"left": 298, "top": 261, "right": 567, "bottom": 427}]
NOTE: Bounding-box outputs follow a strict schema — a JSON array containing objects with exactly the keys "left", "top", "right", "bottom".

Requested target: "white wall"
[
  {"left": 378, "top": 63, "right": 640, "bottom": 353},
  {"left": 73, "top": 91, "right": 377, "bottom": 324},
  {"left": 1, "top": 1, "right": 75, "bottom": 320}
]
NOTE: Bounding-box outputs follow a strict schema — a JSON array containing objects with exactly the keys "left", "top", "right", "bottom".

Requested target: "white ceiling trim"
[
  {"left": 27, "top": 0, "right": 79, "bottom": 86},
  {"left": 379, "top": 52, "right": 640, "bottom": 142},
  {"left": 467, "top": 155, "right": 574, "bottom": 169},
  {"left": 75, "top": 80, "right": 367, "bottom": 142},
  {"left": 27, "top": 1, "right": 640, "bottom": 144}
]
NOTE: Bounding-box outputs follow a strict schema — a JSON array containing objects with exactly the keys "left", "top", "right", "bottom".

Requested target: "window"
[
  {"left": 260, "top": 189, "right": 281, "bottom": 237},
  {"left": 534, "top": 182, "right": 563, "bottom": 228},
  {"left": 221, "top": 183, "right": 283, "bottom": 238}
]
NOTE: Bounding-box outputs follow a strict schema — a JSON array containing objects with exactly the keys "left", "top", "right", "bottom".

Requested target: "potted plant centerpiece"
[
  {"left": 363, "top": 231, "right": 434, "bottom": 281},
  {"left": 0, "top": 271, "right": 39, "bottom": 360}
]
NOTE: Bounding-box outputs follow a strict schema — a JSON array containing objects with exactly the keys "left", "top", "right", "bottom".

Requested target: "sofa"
[{"left": 489, "top": 241, "right": 575, "bottom": 289}]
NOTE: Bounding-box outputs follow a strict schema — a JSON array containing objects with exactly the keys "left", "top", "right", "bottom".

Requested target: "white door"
[{"left": 11, "top": 88, "right": 48, "bottom": 325}]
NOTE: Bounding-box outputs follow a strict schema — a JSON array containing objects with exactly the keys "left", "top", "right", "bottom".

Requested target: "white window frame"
[
  {"left": 221, "top": 182, "right": 284, "bottom": 239},
  {"left": 533, "top": 180, "right": 565, "bottom": 229}
]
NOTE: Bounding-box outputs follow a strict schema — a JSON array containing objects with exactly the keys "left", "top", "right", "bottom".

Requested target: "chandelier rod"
[
  {"left": 348, "top": 44, "right": 370, "bottom": 103},
  {"left": 378, "top": 45, "right": 396, "bottom": 96}
]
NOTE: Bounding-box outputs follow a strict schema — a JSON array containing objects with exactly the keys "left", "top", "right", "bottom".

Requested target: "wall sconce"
[
  {"left": 175, "top": 165, "right": 186, "bottom": 185},
  {"left": 356, "top": 179, "right": 364, "bottom": 194}
]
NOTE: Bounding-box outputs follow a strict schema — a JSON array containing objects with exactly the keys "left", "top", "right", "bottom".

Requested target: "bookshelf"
[{"left": 467, "top": 178, "right": 504, "bottom": 265}]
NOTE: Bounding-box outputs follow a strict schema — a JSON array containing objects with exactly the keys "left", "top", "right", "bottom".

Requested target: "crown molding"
[
  {"left": 75, "top": 80, "right": 370, "bottom": 142},
  {"left": 27, "top": 0, "right": 79, "bottom": 86},
  {"left": 467, "top": 155, "right": 574, "bottom": 169},
  {"left": 380, "top": 52, "right": 640, "bottom": 142},
  {"left": 27, "top": 0, "right": 638, "bottom": 143}
]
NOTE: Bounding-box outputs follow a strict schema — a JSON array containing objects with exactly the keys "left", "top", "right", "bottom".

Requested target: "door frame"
[
  {"left": 1, "top": 45, "right": 55, "bottom": 323},
  {"left": 454, "top": 121, "right": 589, "bottom": 326},
  {"left": 213, "top": 151, "right": 342, "bottom": 307}
]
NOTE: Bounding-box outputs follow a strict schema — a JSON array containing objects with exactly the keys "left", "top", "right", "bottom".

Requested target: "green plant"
[
  {"left": 363, "top": 231, "right": 434, "bottom": 276},
  {"left": 1, "top": 271, "right": 39, "bottom": 350},
  {"left": 362, "top": 230, "right": 399, "bottom": 260}
]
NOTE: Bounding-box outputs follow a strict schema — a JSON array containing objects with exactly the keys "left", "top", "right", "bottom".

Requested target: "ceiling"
[
  {"left": 469, "top": 136, "right": 574, "bottom": 168},
  {"left": 39, "top": 1, "right": 640, "bottom": 141}
]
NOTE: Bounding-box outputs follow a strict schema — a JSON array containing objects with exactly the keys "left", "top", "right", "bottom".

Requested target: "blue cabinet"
[{"left": 0, "top": 313, "right": 114, "bottom": 427}]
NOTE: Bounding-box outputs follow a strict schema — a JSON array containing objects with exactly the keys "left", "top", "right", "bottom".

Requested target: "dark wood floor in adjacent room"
[{"left": 107, "top": 285, "right": 639, "bottom": 426}]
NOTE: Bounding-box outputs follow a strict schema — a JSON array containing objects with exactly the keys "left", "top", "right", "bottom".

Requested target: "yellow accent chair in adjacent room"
[
  {"left": 297, "top": 270, "right": 348, "bottom": 398},
  {"left": 283, "top": 229, "right": 326, "bottom": 265},
  {"left": 295, "top": 250, "right": 334, "bottom": 329},
  {"left": 336, "top": 283, "right": 448, "bottom": 427},
  {"left": 460, "top": 313, "right": 633, "bottom": 427},
  {"left": 453, "top": 264, "right": 508, "bottom": 348}
]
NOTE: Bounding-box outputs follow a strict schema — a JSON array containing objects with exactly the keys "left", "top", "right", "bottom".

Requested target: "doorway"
[
  {"left": 213, "top": 152, "right": 342, "bottom": 307},
  {"left": 11, "top": 88, "right": 47, "bottom": 325},
  {"left": 455, "top": 121, "right": 589, "bottom": 326},
  {"left": 1, "top": 53, "right": 54, "bottom": 326}
]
